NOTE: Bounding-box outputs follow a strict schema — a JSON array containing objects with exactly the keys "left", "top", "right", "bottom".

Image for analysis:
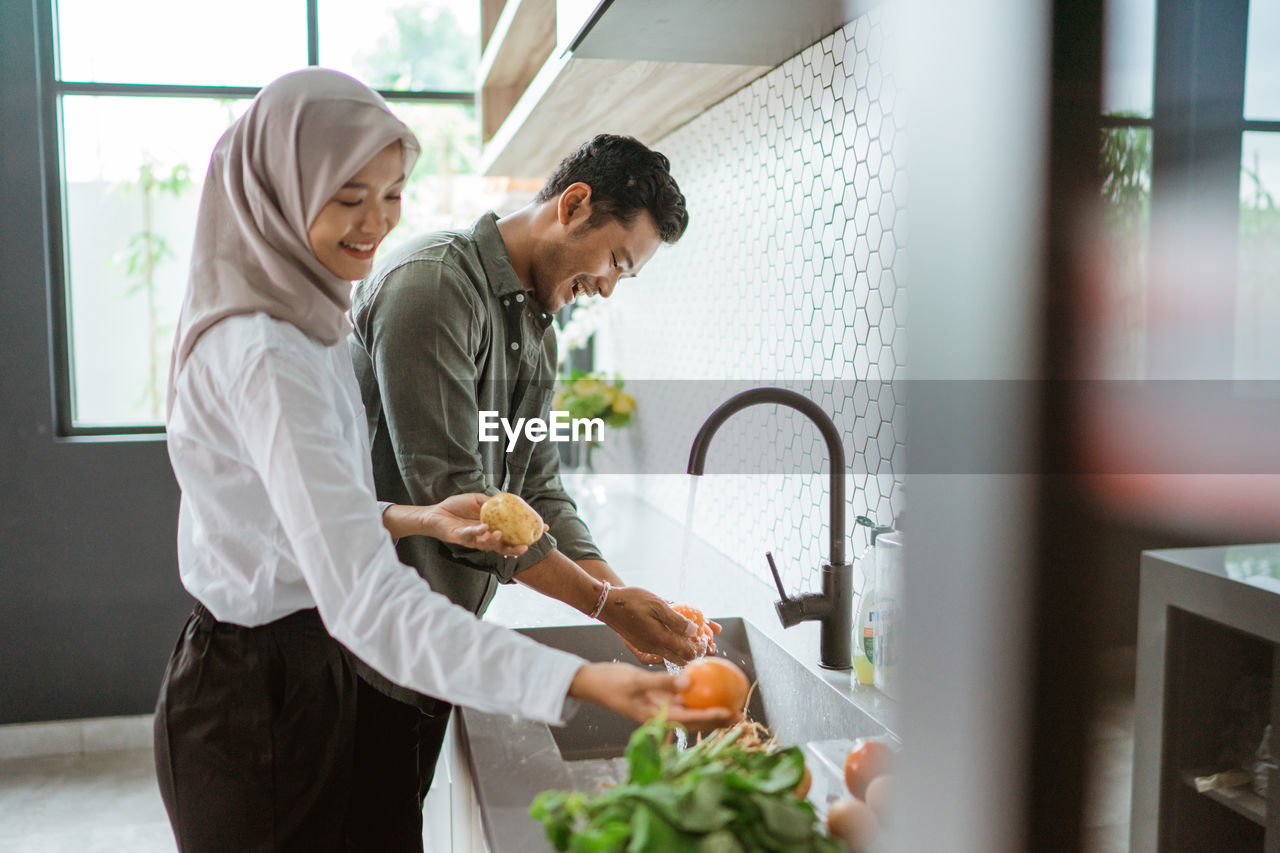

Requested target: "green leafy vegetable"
[{"left": 529, "top": 717, "right": 842, "bottom": 853}]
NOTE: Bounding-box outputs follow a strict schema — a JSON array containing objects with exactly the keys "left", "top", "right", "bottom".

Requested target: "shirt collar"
[
  {"left": 473, "top": 212, "right": 525, "bottom": 299},
  {"left": 472, "top": 212, "right": 555, "bottom": 331}
]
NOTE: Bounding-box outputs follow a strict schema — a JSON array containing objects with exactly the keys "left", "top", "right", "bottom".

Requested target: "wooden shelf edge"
[
  {"left": 479, "top": 0, "right": 505, "bottom": 54},
  {"left": 479, "top": 55, "right": 769, "bottom": 178},
  {"left": 478, "top": 48, "right": 573, "bottom": 176},
  {"left": 476, "top": 0, "right": 557, "bottom": 91},
  {"left": 1180, "top": 768, "right": 1268, "bottom": 826}
]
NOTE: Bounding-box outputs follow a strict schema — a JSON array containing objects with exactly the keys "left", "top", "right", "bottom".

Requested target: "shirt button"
[
  {"left": 515, "top": 294, "right": 525, "bottom": 303},
  {"left": 503, "top": 298, "right": 510, "bottom": 306},
  {"left": 510, "top": 341, "right": 520, "bottom": 351}
]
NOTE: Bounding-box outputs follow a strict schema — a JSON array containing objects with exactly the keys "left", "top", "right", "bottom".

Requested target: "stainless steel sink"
[{"left": 459, "top": 617, "right": 898, "bottom": 852}]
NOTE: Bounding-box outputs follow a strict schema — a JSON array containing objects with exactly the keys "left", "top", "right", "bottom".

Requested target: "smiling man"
[{"left": 345, "top": 134, "right": 698, "bottom": 846}]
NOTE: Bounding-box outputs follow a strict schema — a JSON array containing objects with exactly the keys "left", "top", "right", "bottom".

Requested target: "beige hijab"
[{"left": 166, "top": 68, "right": 419, "bottom": 416}]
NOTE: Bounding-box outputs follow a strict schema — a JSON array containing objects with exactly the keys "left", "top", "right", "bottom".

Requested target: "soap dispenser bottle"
[{"left": 851, "top": 515, "right": 894, "bottom": 685}]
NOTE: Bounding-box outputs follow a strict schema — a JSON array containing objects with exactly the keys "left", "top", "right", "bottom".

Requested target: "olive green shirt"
[{"left": 347, "top": 213, "right": 602, "bottom": 707}]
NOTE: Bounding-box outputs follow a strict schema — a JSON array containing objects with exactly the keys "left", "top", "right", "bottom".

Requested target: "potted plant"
[{"left": 553, "top": 370, "right": 635, "bottom": 471}]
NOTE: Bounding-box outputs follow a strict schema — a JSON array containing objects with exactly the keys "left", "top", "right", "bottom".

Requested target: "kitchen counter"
[
  {"left": 483, "top": 474, "right": 897, "bottom": 732},
  {"left": 466, "top": 474, "right": 899, "bottom": 851},
  {"left": 1131, "top": 543, "right": 1280, "bottom": 853}
]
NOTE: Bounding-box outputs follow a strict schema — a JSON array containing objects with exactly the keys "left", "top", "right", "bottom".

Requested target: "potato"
[{"left": 479, "top": 492, "right": 543, "bottom": 546}]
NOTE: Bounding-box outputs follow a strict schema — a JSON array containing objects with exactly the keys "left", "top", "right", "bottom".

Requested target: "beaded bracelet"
[{"left": 588, "top": 581, "right": 612, "bottom": 620}]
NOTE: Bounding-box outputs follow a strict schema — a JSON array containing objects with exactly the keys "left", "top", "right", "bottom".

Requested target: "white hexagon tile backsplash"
[{"left": 588, "top": 10, "right": 906, "bottom": 599}]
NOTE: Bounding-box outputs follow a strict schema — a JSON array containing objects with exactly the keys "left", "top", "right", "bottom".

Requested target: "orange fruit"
[
  {"left": 794, "top": 765, "right": 813, "bottom": 799},
  {"left": 672, "top": 602, "right": 715, "bottom": 654},
  {"left": 843, "top": 738, "right": 896, "bottom": 799},
  {"left": 680, "top": 656, "right": 749, "bottom": 712}
]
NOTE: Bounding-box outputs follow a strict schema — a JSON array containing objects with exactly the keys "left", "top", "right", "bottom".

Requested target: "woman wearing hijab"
[{"left": 155, "top": 68, "right": 730, "bottom": 852}]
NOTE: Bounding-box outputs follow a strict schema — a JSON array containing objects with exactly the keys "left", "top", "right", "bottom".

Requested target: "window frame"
[{"left": 37, "top": 0, "right": 475, "bottom": 438}]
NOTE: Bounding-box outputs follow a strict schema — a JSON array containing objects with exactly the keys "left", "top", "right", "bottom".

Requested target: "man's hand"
[
  {"left": 599, "top": 587, "right": 708, "bottom": 665},
  {"left": 575, "top": 560, "right": 721, "bottom": 665},
  {"left": 617, "top": 618, "right": 722, "bottom": 666},
  {"left": 512, "top": 554, "right": 718, "bottom": 664},
  {"left": 568, "top": 662, "right": 741, "bottom": 730},
  {"left": 419, "top": 493, "right": 547, "bottom": 558}
]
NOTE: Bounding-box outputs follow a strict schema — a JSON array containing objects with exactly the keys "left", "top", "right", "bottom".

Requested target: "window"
[
  {"left": 1102, "top": 0, "right": 1155, "bottom": 118},
  {"left": 1096, "top": 0, "right": 1280, "bottom": 380},
  {"left": 1238, "top": 1, "right": 1280, "bottom": 379},
  {"left": 44, "top": 0, "right": 530, "bottom": 434},
  {"left": 1096, "top": 0, "right": 1154, "bottom": 379}
]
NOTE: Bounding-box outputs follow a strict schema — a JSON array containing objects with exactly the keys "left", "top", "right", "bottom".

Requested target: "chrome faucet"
[{"left": 687, "top": 387, "right": 853, "bottom": 670}]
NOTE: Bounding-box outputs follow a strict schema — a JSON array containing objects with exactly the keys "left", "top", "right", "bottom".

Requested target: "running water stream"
[
  {"left": 667, "top": 477, "right": 702, "bottom": 751},
  {"left": 665, "top": 658, "right": 689, "bottom": 750},
  {"left": 675, "top": 477, "right": 699, "bottom": 603}
]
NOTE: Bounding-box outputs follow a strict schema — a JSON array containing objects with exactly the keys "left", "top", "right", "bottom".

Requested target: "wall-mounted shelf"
[
  {"left": 477, "top": 0, "right": 557, "bottom": 146},
  {"left": 1181, "top": 769, "right": 1268, "bottom": 827},
  {"left": 475, "top": 0, "right": 859, "bottom": 178},
  {"left": 480, "top": 52, "right": 766, "bottom": 178},
  {"left": 567, "top": 0, "right": 864, "bottom": 65}
]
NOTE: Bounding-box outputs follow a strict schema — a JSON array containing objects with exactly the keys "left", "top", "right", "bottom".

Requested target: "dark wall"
[{"left": 0, "top": 0, "right": 191, "bottom": 724}]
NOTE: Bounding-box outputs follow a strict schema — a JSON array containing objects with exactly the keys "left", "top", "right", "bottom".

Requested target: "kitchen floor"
[
  {"left": 0, "top": 734, "right": 461, "bottom": 852},
  {"left": 0, "top": 748, "right": 173, "bottom": 852},
  {"left": 0, "top": 657, "right": 1137, "bottom": 853}
]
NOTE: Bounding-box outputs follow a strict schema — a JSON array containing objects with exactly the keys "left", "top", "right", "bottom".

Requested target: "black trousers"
[
  {"left": 153, "top": 604, "right": 434, "bottom": 853},
  {"left": 416, "top": 703, "right": 453, "bottom": 803},
  {"left": 347, "top": 680, "right": 455, "bottom": 849}
]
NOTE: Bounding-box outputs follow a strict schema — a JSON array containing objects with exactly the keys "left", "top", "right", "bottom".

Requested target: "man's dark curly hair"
[{"left": 534, "top": 134, "right": 688, "bottom": 243}]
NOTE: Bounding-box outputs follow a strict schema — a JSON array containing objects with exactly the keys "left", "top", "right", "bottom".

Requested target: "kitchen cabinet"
[
  {"left": 475, "top": 0, "right": 861, "bottom": 177},
  {"left": 422, "top": 717, "right": 487, "bottom": 852},
  {"left": 1132, "top": 545, "right": 1280, "bottom": 852}
]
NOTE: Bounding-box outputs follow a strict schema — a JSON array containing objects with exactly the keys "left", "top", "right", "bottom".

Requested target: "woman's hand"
[
  {"left": 567, "top": 662, "right": 742, "bottom": 731},
  {"left": 427, "top": 493, "right": 547, "bottom": 557}
]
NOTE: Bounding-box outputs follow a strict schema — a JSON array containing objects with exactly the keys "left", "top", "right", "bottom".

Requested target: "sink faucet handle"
[
  {"left": 768, "top": 551, "right": 807, "bottom": 629},
  {"left": 765, "top": 551, "right": 790, "bottom": 602}
]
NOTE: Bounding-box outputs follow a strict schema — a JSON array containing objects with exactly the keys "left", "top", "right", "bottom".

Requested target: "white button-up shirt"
[{"left": 166, "top": 313, "right": 582, "bottom": 724}]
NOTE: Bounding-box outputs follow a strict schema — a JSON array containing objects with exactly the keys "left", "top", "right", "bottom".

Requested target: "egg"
[
  {"left": 827, "top": 795, "right": 879, "bottom": 850},
  {"left": 865, "top": 774, "right": 894, "bottom": 822}
]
